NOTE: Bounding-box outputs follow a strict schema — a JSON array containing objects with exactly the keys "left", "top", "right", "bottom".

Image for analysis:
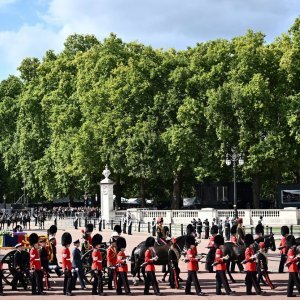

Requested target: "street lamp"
[
  {"left": 225, "top": 149, "right": 244, "bottom": 218},
  {"left": 84, "top": 193, "right": 88, "bottom": 208},
  {"left": 3, "top": 194, "right": 6, "bottom": 211}
]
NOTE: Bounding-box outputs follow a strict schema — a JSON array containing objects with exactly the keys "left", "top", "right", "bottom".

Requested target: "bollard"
[
  {"left": 169, "top": 223, "right": 172, "bottom": 236},
  {"left": 181, "top": 224, "right": 184, "bottom": 236},
  {"left": 138, "top": 221, "right": 141, "bottom": 232},
  {"left": 270, "top": 227, "right": 273, "bottom": 234},
  {"left": 111, "top": 220, "right": 113, "bottom": 230},
  {"left": 148, "top": 222, "right": 150, "bottom": 233},
  {"left": 291, "top": 225, "right": 293, "bottom": 235},
  {"left": 93, "top": 218, "right": 96, "bottom": 227},
  {"left": 120, "top": 220, "right": 122, "bottom": 227}
]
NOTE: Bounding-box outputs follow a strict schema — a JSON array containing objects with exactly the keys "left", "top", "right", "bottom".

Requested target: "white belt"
[
  {"left": 66, "top": 259, "right": 71, "bottom": 260},
  {"left": 97, "top": 260, "right": 102, "bottom": 263},
  {"left": 34, "top": 259, "right": 40, "bottom": 261}
]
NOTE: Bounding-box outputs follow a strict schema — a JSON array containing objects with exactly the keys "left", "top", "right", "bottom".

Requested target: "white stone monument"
[{"left": 100, "top": 165, "right": 115, "bottom": 222}]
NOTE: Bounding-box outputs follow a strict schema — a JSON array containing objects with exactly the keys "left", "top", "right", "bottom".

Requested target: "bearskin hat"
[
  {"left": 29, "top": 233, "right": 39, "bottom": 246},
  {"left": 92, "top": 234, "right": 103, "bottom": 248},
  {"left": 61, "top": 232, "right": 72, "bottom": 247},
  {"left": 255, "top": 223, "right": 264, "bottom": 234},
  {"left": 281, "top": 225, "right": 289, "bottom": 236},
  {"left": 186, "top": 224, "right": 195, "bottom": 234},
  {"left": 214, "top": 235, "right": 224, "bottom": 248},
  {"left": 244, "top": 234, "right": 254, "bottom": 247},
  {"left": 48, "top": 225, "right": 57, "bottom": 235},
  {"left": 86, "top": 223, "right": 94, "bottom": 233},
  {"left": 185, "top": 235, "right": 196, "bottom": 247},
  {"left": 210, "top": 225, "right": 218, "bottom": 235},
  {"left": 116, "top": 237, "right": 127, "bottom": 250},
  {"left": 145, "top": 236, "right": 155, "bottom": 248},
  {"left": 230, "top": 224, "right": 237, "bottom": 235},
  {"left": 286, "top": 235, "right": 296, "bottom": 249},
  {"left": 113, "top": 224, "right": 122, "bottom": 234}
]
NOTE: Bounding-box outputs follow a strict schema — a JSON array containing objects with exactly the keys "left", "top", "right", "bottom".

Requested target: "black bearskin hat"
[
  {"left": 244, "top": 234, "right": 254, "bottom": 247},
  {"left": 86, "top": 223, "right": 94, "bottom": 233},
  {"left": 210, "top": 225, "right": 218, "bottom": 235},
  {"left": 48, "top": 225, "right": 57, "bottom": 235},
  {"left": 92, "top": 234, "right": 103, "bottom": 248},
  {"left": 113, "top": 224, "right": 122, "bottom": 234},
  {"left": 255, "top": 223, "right": 264, "bottom": 234},
  {"left": 29, "top": 233, "right": 39, "bottom": 246},
  {"left": 61, "top": 232, "right": 72, "bottom": 247},
  {"left": 281, "top": 226, "right": 289, "bottom": 236},
  {"left": 214, "top": 235, "right": 224, "bottom": 248},
  {"left": 286, "top": 235, "right": 296, "bottom": 249},
  {"left": 185, "top": 235, "right": 196, "bottom": 247},
  {"left": 145, "top": 236, "right": 155, "bottom": 248},
  {"left": 230, "top": 224, "right": 237, "bottom": 235},
  {"left": 186, "top": 224, "right": 195, "bottom": 235},
  {"left": 116, "top": 237, "right": 127, "bottom": 250}
]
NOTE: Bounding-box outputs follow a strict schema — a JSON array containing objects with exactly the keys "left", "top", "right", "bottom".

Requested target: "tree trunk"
[
  {"left": 252, "top": 174, "right": 261, "bottom": 209},
  {"left": 172, "top": 170, "right": 183, "bottom": 209},
  {"left": 140, "top": 178, "right": 147, "bottom": 207}
]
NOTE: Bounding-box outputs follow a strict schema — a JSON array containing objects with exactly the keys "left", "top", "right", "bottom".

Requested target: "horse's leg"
[
  {"left": 237, "top": 262, "right": 244, "bottom": 272},
  {"left": 226, "top": 261, "right": 236, "bottom": 283}
]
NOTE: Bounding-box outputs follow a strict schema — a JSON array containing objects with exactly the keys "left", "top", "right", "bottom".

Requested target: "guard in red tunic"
[
  {"left": 185, "top": 235, "right": 206, "bottom": 296},
  {"left": 91, "top": 234, "right": 104, "bottom": 295},
  {"left": 29, "top": 233, "right": 45, "bottom": 295},
  {"left": 278, "top": 225, "right": 289, "bottom": 273},
  {"left": 116, "top": 237, "right": 131, "bottom": 295},
  {"left": 85, "top": 223, "right": 93, "bottom": 245},
  {"left": 61, "top": 232, "right": 73, "bottom": 296},
  {"left": 107, "top": 236, "right": 118, "bottom": 290},
  {"left": 205, "top": 225, "right": 218, "bottom": 273},
  {"left": 243, "top": 234, "right": 263, "bottom": 295},
  {"left": 229, "top": 225, "right": 238, "bottom": 273},
  {"left": 286, "top": 235, "right": 300, "bottom": 297},
  {"left": 144, "top": 236, "right": 160, "bottom": 296},
  {"left": 213, "top": 235, "right": 235, "bottom": 295}
]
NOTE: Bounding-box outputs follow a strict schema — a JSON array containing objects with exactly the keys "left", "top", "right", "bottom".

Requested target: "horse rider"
[
  {"left": 236, "top": 218, "right": 245, "bottom": 245},
  {"left": 278, "top": 225, "right": 289, "bottom": 273},
  {"left": 156, "top": 217, "right": 167, "bottom": 245},
  {"left": 205, "top": 224, "right": 218, "bottom": 273}
]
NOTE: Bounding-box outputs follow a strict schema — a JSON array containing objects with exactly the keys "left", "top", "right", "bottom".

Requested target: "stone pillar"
[{"left": 100, "top": 165, "right": 115, "bottom": 223}]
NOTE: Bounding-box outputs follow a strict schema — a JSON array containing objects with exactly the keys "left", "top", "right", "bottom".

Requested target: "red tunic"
[
  {"left": 287, "top": 248, "right": 298, "bottom": 273},
  {"left": 0, "top": 261, "right": 2, "bottom": 270},
  {"left": 186, "top": 248, "right": 198, "bottom": 271},
  {"left": 117, "top": 251, "right": 128, "bottom": 272},
  {"left": 145, "top": 249, "right": 155, "bottom": 272},
  {"left": 30, "top": 248, "right": 41, "bottom": 270},
  {"left": 230, "top": 236, "right": 237, "bottom": 244},
  {"left": 107, "top": 246, "right": 117, "bottom": 267},
  {"left": 62, "top": 247, "right": 72, "bottom": 270},
  {"left": 245, "top": 247, "right": 256, "bottom": 272},
  {"left": 208, "top": 236, "right": 215, "bottom": 248},
  {"left": 92, "top": 249, "right": 102, "bottom": 271},
  {"left": 214, "top": 248, "right": 226, "bottom": 271},
  {"left": 279, "top": 236, "right": 287, "bottom": 255}
]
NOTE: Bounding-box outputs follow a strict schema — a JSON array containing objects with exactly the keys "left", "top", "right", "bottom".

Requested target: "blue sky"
[{"left": 0, "top": 0, "right": 299, "bottom": 81}]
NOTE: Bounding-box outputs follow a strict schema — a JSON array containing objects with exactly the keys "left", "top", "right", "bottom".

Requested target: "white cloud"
[{"left": 0, "top": 0, "right": 16, "bottom": 8}]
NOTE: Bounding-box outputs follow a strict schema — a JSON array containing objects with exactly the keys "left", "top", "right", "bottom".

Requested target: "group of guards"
[{"left": 1, "top": 218, "right": 300, "bottom": 297}]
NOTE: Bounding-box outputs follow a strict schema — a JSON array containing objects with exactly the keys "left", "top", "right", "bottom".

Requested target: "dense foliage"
[{"left": 1, "top": 18, "right": 300, "bottom": 209}]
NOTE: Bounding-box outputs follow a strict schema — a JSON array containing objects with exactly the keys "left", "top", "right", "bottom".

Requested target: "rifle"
[{"left": 241, "top": 254, "right": 257, "bottom": 265}]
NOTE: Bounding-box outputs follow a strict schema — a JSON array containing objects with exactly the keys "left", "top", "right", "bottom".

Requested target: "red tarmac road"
[{"left": 0, "top": 226, "right": 295, "bottom": 299}]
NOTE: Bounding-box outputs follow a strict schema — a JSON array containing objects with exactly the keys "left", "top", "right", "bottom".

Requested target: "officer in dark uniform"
[
  {"left": 11, "top": 243, "right": 28, "bottom": 291},
  {"left": 72, "top": 239, "right": 86, "bottom": 290},
  {"left": 196, "top": 218, "right": 202, "bottom": 239},
  {"left": 168, "top": 237, "right": 181, "bottom": 289},
  {"left": 205, "top": 225, "right": 218, "bottom": 273}
]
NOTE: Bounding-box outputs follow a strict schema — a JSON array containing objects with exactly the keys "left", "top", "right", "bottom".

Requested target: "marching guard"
[
  {"left": 116, "top": 237, "right": 131, "bottom": 295},
  {"left": 40, "top": 238, "right": 51, "bottom": 290},
  {"left": 48, "top": 225, "right": 62, "bottom": 276},
  {"left": 279, "top": 225, "right": 289, "bottom": 273},
  {"left": 61, "top": 232, "right": 73, "bottom": 296},
  {"left": 11, "top": 243, "right": 28, "bottom": 291},
  {"left": 29, "top": 233, "right": 45, "bottom": 295},
  {"left": 107, "top": 236, "right": 118, "bottom": 290},
  {"left": 91, "top": 234, "right": 105, "bottom": 295},
  {"left": 72, "top": 239, "right": 86, "bottom": 290},
  {"left": 205, "top": 225, "right": 218, "bottom": 273},
  {"left": 168, "top": 237, "right": 181, "bottom": 289},
  {"left": 0, "top": 257, "right": 3, "bottom": 296}
]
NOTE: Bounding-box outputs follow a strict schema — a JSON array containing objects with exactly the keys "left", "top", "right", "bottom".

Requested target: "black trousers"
[
  {"left": 92, "top": 270, "right": 103, "bottom": 295},
  {"left": 31, "top": 270, "right": 43, "bottom": 294},
  {"left": 117, "top": 272, "right": 130, "bottom": 294},
  {"left": 63, "top": 270, "right": 73, "bottom": 295},
  {"left": 257, "top": 269, "right": 275, "bottom": 289},
  {"left": 287, "top": 272, "right": 300, "bottom": 297},
  {"left": 279, "top": 254, "right": 287, "bottom": 273},
  {"left": 107, "top": 267, "right": 116, "bottom": 289},
  {"left": 72, "top": 267, "right": 85, "bottom": 289},
  {"left": 0, "top": 270, "right": 3, "bottom": 292},
  {"left": 245, "top": 271, "right": 261, "bottom": 295},
  {"left": 185, "top": 270, "right": 202, "bottom": 294},
  {"left": 169, "top": 263, "right": 180, "bottom": 288},
  {"left": 216, "top": 270, "right": 231, "bottom": 295},
  {"left": 144, "top": 271, "right": 160, "bottom": 294},
  {"left": 205, "top": 248, "right": 216, "bottom": 272},
  {"left": 128, "top": 224, "right": 132, "bottom": 235},
  {"left": 11, "top": 270, "right": 27, "bottom": 290}
]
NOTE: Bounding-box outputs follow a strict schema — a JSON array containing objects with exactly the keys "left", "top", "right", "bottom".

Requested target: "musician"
[
  {"left": 213, "top": 235, "right": 235, "bottom": 295},
  {"left": 91, "top": 234, "right": 104, "bottom": 295},
  {"left": 168, "top": 237, "right": 181, "bottom": 289},
  {"left": 286, "top": 235, "right": 300, "bottom": 297},
  {"left": 116, "top": 237, "right": 131, "bottom": 295},
  {"left": 107, "top": 236, "right": 118, "bottom": 290},
  {"left": 184, "top": 235, "right": 205, "bottom": 296},
  {"left": 244, "top": 234, "right": 263, "bottom": 295},
  {"left": 205, "top": 225, "right": 218, "bottom": 273},
  {"left": 39, "top": 238, "right": 51, "bottom": 290},
  {"left": 72, "top": 239, "right": 86, "bottom": 290},
  {"left": 156, "top": 217, "right": 167, "bottom": 245},
  {"left": 61, "top": 232, "right": 73, "bottom": 296},
  {"left": 237, "top": 218, "right": 245, "bottom": 245},
  {"left": 278, "top": 225, "right": 289, "bottom": 273},
  {"left": 29, "top": 233, "right": 45, "bottom": 295},
  {"left": 11, "top": 243, "right": 27, "bottom": 291},
  {"left": 144, "top": 236, "right": 160, "bottom": 296}
]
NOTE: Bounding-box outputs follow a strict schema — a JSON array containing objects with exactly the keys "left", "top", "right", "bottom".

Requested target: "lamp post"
[
  {"left": 3, "top": 194, "right": 6, "bottom": 211},
  {"left": 84, "top": 193, "right": 87, "bottom": 208},
  {"left": 225, "top": 149, "right": 244, "bottom": 218}
]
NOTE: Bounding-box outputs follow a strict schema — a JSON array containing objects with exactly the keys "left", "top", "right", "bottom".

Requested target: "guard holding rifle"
[
  {"left": 11, "top": 243, "right": 28, "bottom": 291},
  {"left": 61, "top": 232, "right": 73, "bottom": 296},
  {"left": 278, "top": 225, "right": 289, "bottom": 273},
  {"left": 107, "top": 236, "right": 118, "bottom": 290},
  {"left": 91, "top": 234, "right": 104, "bottom": 296}
]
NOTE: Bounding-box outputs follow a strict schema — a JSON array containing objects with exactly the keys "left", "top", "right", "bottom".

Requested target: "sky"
[{"left": 0, "top": 0, "right": 299, "bottom": 80}]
